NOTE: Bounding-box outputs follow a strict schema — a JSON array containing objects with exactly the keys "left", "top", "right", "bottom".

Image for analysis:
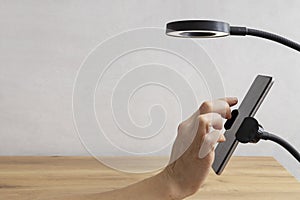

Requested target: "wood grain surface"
[{"left": 0, "top": 156, "right": 299, "bottom": 200}]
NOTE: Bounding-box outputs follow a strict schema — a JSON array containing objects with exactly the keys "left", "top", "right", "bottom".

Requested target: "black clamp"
[{"left": 225, "top": 111, "right": 300, "bottom": 163}]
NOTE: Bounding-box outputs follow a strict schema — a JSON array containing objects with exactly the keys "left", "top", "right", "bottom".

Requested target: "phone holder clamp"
[{"left": 235, "top": 117, "right": 300, "bottom": 163}]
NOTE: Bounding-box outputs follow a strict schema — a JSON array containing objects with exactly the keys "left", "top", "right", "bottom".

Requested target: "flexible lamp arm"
[
  {"left": 230, "top": 26, "right": 300, "bottom": 52},
  {"left": 261, "top": 131, "right": 300, "bottom": 162}
]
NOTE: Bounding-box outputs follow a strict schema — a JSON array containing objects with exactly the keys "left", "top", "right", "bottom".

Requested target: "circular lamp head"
[{"left": 166, "top": 20, "right": 230, "bottom": 38}]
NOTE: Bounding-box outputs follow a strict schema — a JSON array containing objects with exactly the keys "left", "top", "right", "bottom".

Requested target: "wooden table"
[{"left": 0, "top": 156, "right": 299, "bottom": 199}]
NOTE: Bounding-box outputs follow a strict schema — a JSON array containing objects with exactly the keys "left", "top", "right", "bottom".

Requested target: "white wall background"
[{"left": 0, "top": 0, "right": 300, "bottom": 180}]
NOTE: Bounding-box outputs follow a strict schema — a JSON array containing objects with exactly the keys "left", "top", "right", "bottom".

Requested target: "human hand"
[
  {"left": 161, "top": 97, "right": 238, "bottom": 199},
  {"left": 53, "top": 97, "right": 238, "bottom": 200}
]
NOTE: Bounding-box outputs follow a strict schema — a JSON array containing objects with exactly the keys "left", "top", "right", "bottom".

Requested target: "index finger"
[
  {"left": 219, "top": 97, "right": 238, "bottom": 107},
  {"left": 199, "top": 97, "right": 238, "bottom": 119}
]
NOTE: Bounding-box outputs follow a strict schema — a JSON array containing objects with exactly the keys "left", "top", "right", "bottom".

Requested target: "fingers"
[
  {"left": 217, "top": 134, "right": 226, "bottom": 142},
  {"left": 196, "top": 115, "right": 227, "bottom": 159},
  {"left": 198, "top": 131, "right": 226, "bottom": 159},
  {"left": 191, "top": 113, "right": 226, "bottom": 151},
  {"left": 197, "top": 113, "right": 223, "bottom": 132},
  {"left": 199, "top": 97, "right": 238, "bottom": 119},
  {"left": 220, "top": 97, "right": 239, "bottom": 107},
  {"left": 198, "top": 130, "right": 221, "bottom": 158},
  {"left": 181, "top": 97, "right": 238, "bottom": 129}
]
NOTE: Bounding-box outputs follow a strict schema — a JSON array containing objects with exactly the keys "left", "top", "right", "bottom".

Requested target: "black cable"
[
  {"left": 230, "top": 26, "right": 300, "bottom": 52},
  {"left": 260, "top": 131, "right": 300, "bottom": 163}
]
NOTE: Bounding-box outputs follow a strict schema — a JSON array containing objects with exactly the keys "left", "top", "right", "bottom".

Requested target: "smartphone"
[{"left": 212, "top": 75, "right": 274, "bottom": 175}]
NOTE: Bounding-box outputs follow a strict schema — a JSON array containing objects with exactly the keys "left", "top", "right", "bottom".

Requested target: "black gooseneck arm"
[
  {"left": 230, "top": 26, "right": 300, "bottom": 52},
  {"left": 260, "top": 131, "right": 300, "bottom": 162}
]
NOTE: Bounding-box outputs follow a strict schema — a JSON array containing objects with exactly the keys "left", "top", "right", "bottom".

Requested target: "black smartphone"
[{"left": 212, "top": 75, "right": 274, "bottom": 175}]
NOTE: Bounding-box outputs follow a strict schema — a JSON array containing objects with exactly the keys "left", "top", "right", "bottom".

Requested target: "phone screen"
[{"left": 212, "top": 75, "right": 274, "bottom": 175}]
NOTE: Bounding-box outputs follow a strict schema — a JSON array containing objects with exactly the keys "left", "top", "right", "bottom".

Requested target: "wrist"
[
  {"left": 144, "top": 170, "right": 179, "bottom": 200},
  {"left": 155, "top": 169, "right": 182, "bottom": 200}
]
